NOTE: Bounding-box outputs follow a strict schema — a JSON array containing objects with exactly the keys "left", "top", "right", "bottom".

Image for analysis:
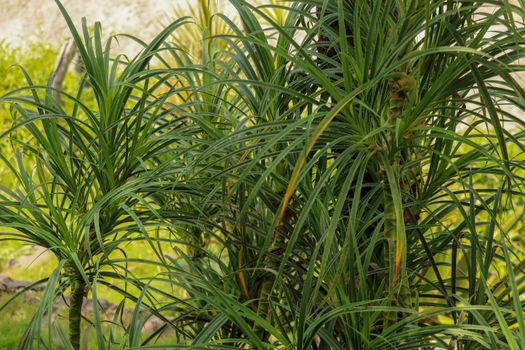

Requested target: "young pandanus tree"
[
  {"left": 188, "top": 0, "right": 525, "bottom": 347},
  {"left": 0, "top": 1, "right": 199, "bottom": 348},
  {"left": 278, "top": 0, "right": 525, "bottom": 346},
  {"left": 93, "top": 0, "right": 525, "bottom": 347}
]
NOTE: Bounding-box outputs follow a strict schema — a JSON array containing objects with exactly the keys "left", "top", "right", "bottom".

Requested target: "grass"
[
  {"left": 0, "top": 40, "right": 80, "bottom": 189},
  {"left": 0, "top": 295, "right": 33, "bottom": 349},
  {"left": 0, "top": 292, "right": 182, "bottom": 350}
]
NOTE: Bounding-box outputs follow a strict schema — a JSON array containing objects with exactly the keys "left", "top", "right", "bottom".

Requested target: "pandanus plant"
[
  {"left": 3, "top": 0, "right": 525, "bottom": 348},
  {"left": 156, "top": 0, "right": 525, "bottom": 348},
  {"left": 0, "top": 1, "right": 204, "bottom": 348}
]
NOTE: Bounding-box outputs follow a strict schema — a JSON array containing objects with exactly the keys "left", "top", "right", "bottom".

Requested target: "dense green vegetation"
[{"left": 2, "top": 0, "right": 525, "bottom": 348}]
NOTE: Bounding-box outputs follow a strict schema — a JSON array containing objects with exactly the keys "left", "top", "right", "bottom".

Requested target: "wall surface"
[{"left": 0, "top": 0, "right": 182, "bottom": 49}]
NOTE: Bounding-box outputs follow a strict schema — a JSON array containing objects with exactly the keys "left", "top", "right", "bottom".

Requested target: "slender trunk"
[
  {"left": 383, "top": 175, "right": 399, "bottom": 287},
  {"left": 382, "top": 161, "right": 401, "bottom": 327},
  {"left": 254, "top": 279, "right": 273, "bottom": 341},
  {"left": 384, "top": 73, "right": 416, "bottom": 290},
  {"left": 51, "top": 39, "right": 77, "bottom": 104},
  {"left": 69, "top": 278, "right": 86, "bottom": 350}
]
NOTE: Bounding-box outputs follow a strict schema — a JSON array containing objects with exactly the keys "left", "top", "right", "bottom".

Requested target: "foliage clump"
[{"left": 1, "top": 0, "right": 525, "bottom": 349}]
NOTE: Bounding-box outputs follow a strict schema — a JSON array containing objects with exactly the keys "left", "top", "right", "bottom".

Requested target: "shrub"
[{"left": 2, "top": 0, "right": 525, "bottom": 349}]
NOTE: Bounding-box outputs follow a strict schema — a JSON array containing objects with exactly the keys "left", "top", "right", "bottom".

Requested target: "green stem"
[
  {"left": 383, "top": 175, "right": 399, "bottom": 326},
  {"left": 69, "top": 278, "right": 86, "bottom": 350},
  {"left": 254, "top": 279, "right": 273, "bottom": 341}
]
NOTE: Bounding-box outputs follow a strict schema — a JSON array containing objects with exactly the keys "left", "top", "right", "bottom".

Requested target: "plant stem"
[
  {"left": 69, "top": 278, "right": 86, "bottom": 350},
  {"left": 254, "top": 279, "right": 273, "bottom": 341}
]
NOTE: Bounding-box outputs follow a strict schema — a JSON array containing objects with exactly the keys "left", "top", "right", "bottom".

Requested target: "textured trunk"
[
  {"left": 254, "top": 279, "right": 273, "bottom": 341},
  {"left": 51, "top": 39, "right": 77, "bottom": 104},
  {"left": 69, "top": 278, "right": 86, "bottom": 350},
  {"left": 384, "top": 73, "right": 416, "bottom": 291},
  {"left": 383, "top": 174, "right": 399, "bottom": 287},
  {"left": 382, "top": 160, "right": 402, "bottom": 327}
]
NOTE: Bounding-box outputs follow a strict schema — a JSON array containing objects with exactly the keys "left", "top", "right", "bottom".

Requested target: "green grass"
[
  {"left": 0, "top": 292, "right": 181, "bottom": 350},
  {"left": 0, "top": 40, "right": 80, "bottom": 189},
  {"left": 0, "top": 41, "right": 66, "bottom": 271},
  {"left": 0, "top": 295, "right": 36, "bottom": 349}
]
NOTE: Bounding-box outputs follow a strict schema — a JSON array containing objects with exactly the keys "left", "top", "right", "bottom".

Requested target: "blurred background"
[{"left": 0, "top": 1, "right": 196, "bottom": 45}]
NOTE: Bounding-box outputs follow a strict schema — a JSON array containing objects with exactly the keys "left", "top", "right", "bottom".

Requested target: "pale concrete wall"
[{"left": 0, "top": 0, "right": 203, "bottom": 55}]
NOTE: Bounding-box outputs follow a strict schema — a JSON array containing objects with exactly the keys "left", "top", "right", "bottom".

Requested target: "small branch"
[{"left": 51, "top": 39, "right": 77, "bottom": 104}]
